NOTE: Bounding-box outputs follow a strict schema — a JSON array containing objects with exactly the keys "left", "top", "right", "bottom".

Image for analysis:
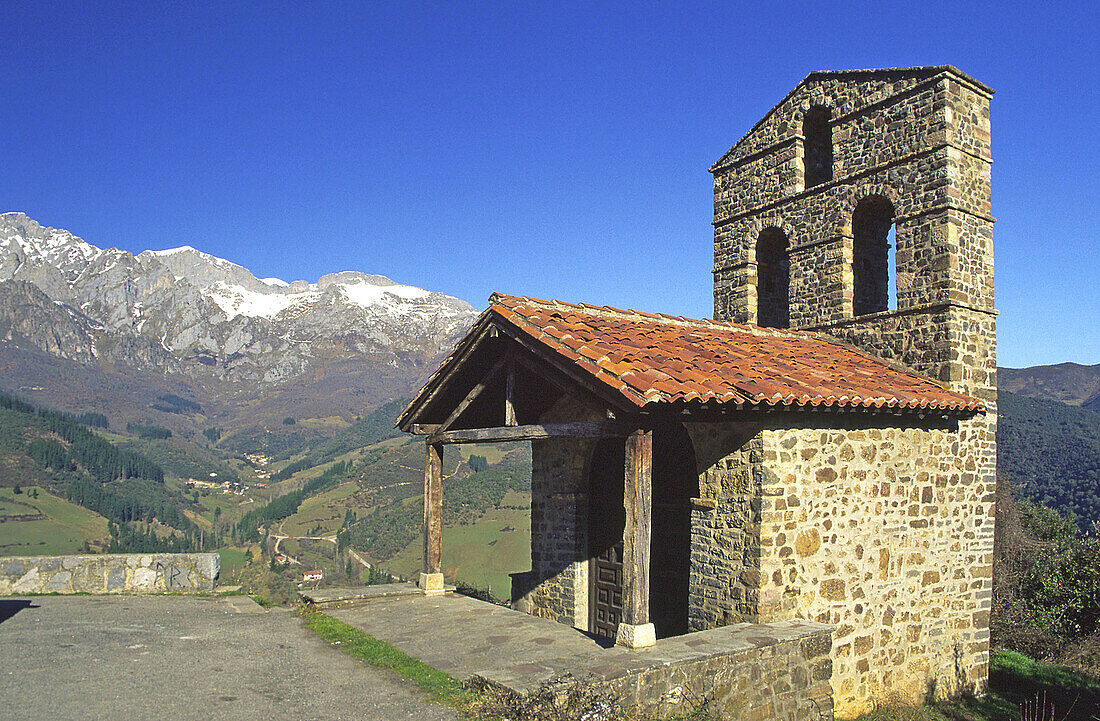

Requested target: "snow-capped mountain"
[{"left": 0, "top": 212, "right": 478, "bottom": 423}]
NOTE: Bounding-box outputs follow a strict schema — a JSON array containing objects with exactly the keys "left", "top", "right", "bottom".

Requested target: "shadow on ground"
[
  {"left": 939, "top": 651, "right": 1100, "bottom": 721},
  {"left": 0, "top": 599, "right": 36, "bottom": 624}
]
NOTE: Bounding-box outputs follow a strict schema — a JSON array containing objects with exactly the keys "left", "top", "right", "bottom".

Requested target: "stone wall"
[
  {"left": 681, "top": 415, "right": 993, "bottom": 716},
  {"left": 0, "top": 553, "right": 220, "bottom": 594},
  {"left": 709, "top": 66, "right": 996, "bottom": 715},
  {"left": 513, "top": 396, "right": 601, "bottom": 629},
  {"left": 684, "top": 421, "right": 764, "bottom": 629},
  {"left": 756, "top": 420, "right": 993, "bottom": 714},
  {"left": 608, "top": 619, "right": 834, "bottom": 720}
]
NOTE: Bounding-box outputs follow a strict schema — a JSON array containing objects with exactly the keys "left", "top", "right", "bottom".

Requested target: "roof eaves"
[{"left": 396, "top": 308, "right": 495, "bottom": 430}]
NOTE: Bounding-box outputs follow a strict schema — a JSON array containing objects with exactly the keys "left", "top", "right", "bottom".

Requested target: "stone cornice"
[
  {"left": 712, "top": 142, "right": 992, "bottom": 230},
  {"left": 798, "top": 301, "right": 999, "bottom": 331}
]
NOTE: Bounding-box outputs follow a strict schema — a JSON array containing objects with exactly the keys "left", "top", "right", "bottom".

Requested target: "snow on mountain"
[
  {"left": 0, "top": 212, "right": 479, "bottom": 392},
  {"left": 340, "top": 277, "right": 430, "bottom": 307},
  {"left": 208, "top": 282, "right": 319, "bottom": 320}
]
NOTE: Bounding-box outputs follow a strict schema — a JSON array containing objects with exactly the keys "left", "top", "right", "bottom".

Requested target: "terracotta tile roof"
[{"left": 487, "top": 293, "right": 983, "bottom": 414}]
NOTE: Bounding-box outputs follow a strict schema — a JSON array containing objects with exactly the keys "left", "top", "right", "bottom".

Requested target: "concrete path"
[
  {"left": 0, "top": 594, "right": 455, "bottom": 721},
  {"left": 327, "top": 587, "right": 830, "bottom": 694}
]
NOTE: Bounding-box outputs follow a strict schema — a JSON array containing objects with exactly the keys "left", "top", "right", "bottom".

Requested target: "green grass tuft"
[{"left": 300, "top": 610, "right": 466, "bottom": 703}]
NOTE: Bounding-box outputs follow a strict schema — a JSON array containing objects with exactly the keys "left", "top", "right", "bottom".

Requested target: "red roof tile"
[{"left": 487, "top": 293, "right": 983, "bottom": 414}]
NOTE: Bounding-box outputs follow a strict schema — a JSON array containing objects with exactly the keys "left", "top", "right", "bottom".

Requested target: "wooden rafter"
[
  {"left": 427, "top": 420, "right": 630, "bottom": 445},
  {"left": 435, "top": 355, "right": 509, "bottom": 434}
]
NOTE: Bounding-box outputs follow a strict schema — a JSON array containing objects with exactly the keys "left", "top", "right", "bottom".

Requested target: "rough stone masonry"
[
  {"left": 708, "top": 66, "right": 995, "bottom": 714},
  {"left": 0, "top": 553, "right": 220, "bottom": 594}
]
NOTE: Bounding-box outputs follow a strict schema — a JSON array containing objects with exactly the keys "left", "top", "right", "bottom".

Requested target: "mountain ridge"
[
  {"left": 999, "top": 362, "right": 1100, "bottom": 410},
  {"left": 0, "top": 212, "right": 479, "bottom": 430}
]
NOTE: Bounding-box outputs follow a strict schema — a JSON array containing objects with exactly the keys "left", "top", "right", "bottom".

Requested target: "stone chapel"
[{"left": 398, "top": 66, "right": 996, "bottom": 716}]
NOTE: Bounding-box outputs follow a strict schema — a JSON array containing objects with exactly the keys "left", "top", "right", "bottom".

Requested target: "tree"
[{"left": 13, "top": 484, "right": 21, "bottom": 494}]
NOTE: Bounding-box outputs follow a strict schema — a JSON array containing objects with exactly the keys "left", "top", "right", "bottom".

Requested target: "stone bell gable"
[{"left": 711, "top": 66, "right": 995, "bottom": 398}]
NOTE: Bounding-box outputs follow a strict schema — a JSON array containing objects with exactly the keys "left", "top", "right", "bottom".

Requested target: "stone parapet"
[
  {"left": 0, "top": 553, "right": 219, "bottom": 594},
  {"left": 604, "top": 619, "right": 834, "bottom": 720}
]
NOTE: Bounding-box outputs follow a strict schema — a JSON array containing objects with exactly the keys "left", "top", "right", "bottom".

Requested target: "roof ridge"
[{"left": 488, "top": 292, "right": 821, "bottom": 341}]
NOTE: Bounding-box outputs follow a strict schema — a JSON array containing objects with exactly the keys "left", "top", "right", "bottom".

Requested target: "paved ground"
[
  {"left": 0, "top": 594, "right": 455, "bottom": 721},
  {"left": 326, "top": 585, "right": 830, "bottom": 694}
]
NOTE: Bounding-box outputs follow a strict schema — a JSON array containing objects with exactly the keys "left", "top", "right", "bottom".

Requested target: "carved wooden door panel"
[
  {"left": 588, "top": 438, "right": 626, "bottom": 640},
  {"left": 591, "top": 541, "right": 623, "bottom": 638}
]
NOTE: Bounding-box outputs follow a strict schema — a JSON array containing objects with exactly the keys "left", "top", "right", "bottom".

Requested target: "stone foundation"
[
  {"left": 0, "top": 553, "right": 220, "bottom": 594},
  {"left": 607, "top": 620, "right": 834, "bottom": 720}
]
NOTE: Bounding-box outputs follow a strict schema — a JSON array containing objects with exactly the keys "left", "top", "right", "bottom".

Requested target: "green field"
[
  {"left": 386, "top": 491, "right": 532, "bottom": 599},
  {"left": 0, "top": 486, "right": 109, "bottom": 555},
  {"left": 281, "top": 481, "right": 360, "bottom": 536},
  {"left": 216, "top": 547, "right": 250, "bottom": 578}
]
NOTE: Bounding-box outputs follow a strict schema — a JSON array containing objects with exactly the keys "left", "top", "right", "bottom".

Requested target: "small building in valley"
[{"left": 398, "top": 66, "right": 996, "bottom": 717}]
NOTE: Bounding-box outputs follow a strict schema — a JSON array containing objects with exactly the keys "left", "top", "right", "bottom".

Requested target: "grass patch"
[
  {"left": 216, "top": 547, "right": 249, "bottom": 577},
  {"left": 983, "top": 650, "right": 1100, "bottom": 720},
  {"left": 851, "top": 650, "right": 1100, "bottom": 721},
  {"left": 385, "top": 498, "right": 531, "bottom": 600},
  {"left": 0, "top": 486, "right": 108, "bottom": 555},
  {"left": 281, "top": 481, "right": 359, "bottom": 536},
  {"left": 300, "top": 611, "right": 466, "bottom": 703}
]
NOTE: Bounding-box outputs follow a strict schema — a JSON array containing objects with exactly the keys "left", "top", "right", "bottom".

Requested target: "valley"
[{"left": 1, "top": 213, "right": 1098, "bottom": 607}]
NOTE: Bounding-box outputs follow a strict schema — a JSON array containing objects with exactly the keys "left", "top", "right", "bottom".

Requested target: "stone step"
[{"left": 299, "top": 582, "right": 454, "bottom": 608}]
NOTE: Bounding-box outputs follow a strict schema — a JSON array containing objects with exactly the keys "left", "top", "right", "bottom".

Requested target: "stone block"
[
  {"left": 418, "top": 572, "right": 445, "bottom": 596},
  {"left": 12, "top": 568, "right": 41, "bottom": 593},
  {"left": 132, "top": 567, "right": 158, "bottom": 590},
  {"left": 106, "top": 565, "right": 126, "bottom": 591},
  {"left": 43, "top": 570, "right": 72, "bottom": 592},
  {"left": 615, "top": 622, "right": 657, "bottom": 649}
]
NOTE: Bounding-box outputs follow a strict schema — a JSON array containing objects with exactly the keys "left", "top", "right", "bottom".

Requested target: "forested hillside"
[
  {"left": 0, "top": 393, "right": 206, "bottom": 551},
  {"left": 337, "top": 454, "right": 532, "bottom": 560},
  {"left": 998, "top": 390, "right": 1100, "bottom": 527},
  {"left": 1000, "top": 363, "right": 1100, "bottom": 409}
]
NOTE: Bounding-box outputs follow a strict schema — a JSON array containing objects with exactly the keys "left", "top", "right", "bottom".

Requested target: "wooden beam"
[
  {"left": 409, "top": 424, "right": 440, "bottom": 435},
  {"left": 621, "top": 428, "right": 652, "bottom": 627},
  {"left": 422, "top": 442, "right": 443, "bottom": 576},
  {"left": 428, "top": 420, "right": 629, "bottom": 445},
  {"left": 504, "top": 351, "right": 517, "bottom": 427},
  {"left": 436, "top": 355, "right": 508, "bottom": 434},
  {"left": 398, "top": 314, "right": 493, "bottom": 430}
]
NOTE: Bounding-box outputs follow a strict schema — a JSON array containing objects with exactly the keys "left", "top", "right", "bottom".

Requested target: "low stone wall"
[
  {"left": 606, "top": 621, "right": 834, "bottom": 720},
  {"left": 0, "top": 553, "right": 219, "bottom": 595}
]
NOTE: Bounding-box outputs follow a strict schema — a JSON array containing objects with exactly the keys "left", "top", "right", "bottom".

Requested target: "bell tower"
[{"left": 710, "top": 66, "right": 995, "bottom": 406}]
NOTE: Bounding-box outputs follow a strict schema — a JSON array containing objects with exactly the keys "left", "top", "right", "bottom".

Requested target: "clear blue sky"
[{"left": 1, "top": 1, "right": 1096, "bottom": 368}]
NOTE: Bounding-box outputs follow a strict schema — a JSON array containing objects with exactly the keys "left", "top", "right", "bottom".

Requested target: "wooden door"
[
  {"left": 588, "top": 438, "right": 625, "bottom": 640},
  {"left": 591, "top": 542, "right": 623, "bottom": 638}
]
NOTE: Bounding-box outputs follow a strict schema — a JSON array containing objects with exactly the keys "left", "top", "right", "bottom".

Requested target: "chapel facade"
[{"left": 399, "top": 66, "right": 995, "bottom": 716}]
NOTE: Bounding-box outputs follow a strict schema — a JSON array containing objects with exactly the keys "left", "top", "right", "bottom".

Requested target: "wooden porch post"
[
  {"left": 419, "top": 441, "right": 445, "bottom": 596},
  {"left": 616, "top": 428, "right": 656, "bottom": 648}
]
